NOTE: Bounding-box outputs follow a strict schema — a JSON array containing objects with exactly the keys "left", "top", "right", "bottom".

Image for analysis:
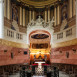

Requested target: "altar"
[{"left": 35, "top": 61, "right": 45, "bottom": 69}]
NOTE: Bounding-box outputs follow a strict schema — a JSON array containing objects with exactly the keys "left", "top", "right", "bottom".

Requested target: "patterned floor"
[{"left": 35, "top": 67, "right": 44, "bottom": 75}]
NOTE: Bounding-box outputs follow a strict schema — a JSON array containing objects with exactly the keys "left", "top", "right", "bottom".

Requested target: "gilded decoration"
[
  {"left": 17, "top": 0, "right": 58, "bottom": 7},
  {"left": 30, "top": 0, "right": 47, "bottom": 2}
]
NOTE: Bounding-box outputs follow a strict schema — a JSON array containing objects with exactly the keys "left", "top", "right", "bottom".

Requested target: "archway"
[{"left": 29, "top": 30, "right": 51, "bottom": 64}]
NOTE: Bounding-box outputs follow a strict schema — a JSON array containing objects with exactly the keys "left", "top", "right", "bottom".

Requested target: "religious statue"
[
  {"left": 34, "top": 55, "right": 36, "bottom": 59},
  {"left": 38, "top": 51, "right": 42, "bottom": 59},
  {"left": 44, "top": 55, "right": 47, "bottom": 62},
  {"left": 12, "top": 5, "right": 18, "bottom": 22},
  {"left": 60, "top": 4, "right": 68, "bottom": 31}
]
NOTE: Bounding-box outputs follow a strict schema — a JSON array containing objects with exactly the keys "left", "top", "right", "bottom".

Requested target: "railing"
[
  {"left": 4, "top": 26, "right": 27, "bottom": 43},
  {"left": 53, "top": 25, "right": 76, "bottom": 43}
]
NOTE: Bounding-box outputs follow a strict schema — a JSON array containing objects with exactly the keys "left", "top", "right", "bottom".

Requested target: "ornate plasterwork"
[
  {"left": 27, "top": 16, "right": 54, "bottom": 44},
  {"left": 27, "top": 16, "right": 54, "bottom": 30}
]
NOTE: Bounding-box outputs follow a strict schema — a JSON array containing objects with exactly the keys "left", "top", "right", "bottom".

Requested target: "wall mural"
[
  {"left": 60, "top": 1, "right": 68, "bottom": 30},
  {"left": 12, "top": 5, "right": 18, "bottom": 23},
  {"left": 36, "top": 10, "right": 44, "bottom": 19},
  {"left": 31, "top": 34, "right": 49, "bottom": 39},
  {"left": 32, "top": 43, "right": 48, "bottom": 49},
  {"left": 11, "top": 4, "right": 19, "bottom": 31}
]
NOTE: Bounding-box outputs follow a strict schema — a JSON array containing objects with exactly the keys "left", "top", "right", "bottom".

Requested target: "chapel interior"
[{"left": 0, "top": 0, "right": 77, "bottom": 77}]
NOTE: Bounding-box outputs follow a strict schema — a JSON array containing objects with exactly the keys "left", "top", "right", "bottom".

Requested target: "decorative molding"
[
  {"left": 27, "top": 16, "right": 54, "bottom": 29},
  {"left": 0, "top": 39, "right": 29, "bottom": 48},
  {"left": 27, "top": 16, "right": 54, "bottom": 44},
  {"left": 17, "top": 0, "right": 58, "bottom": 8},
  {"left": 52, "top": 25, "right": 76, "bottom": 45},
  {"left": 52, "top": 38, "right": 77, "bottom": 48}
]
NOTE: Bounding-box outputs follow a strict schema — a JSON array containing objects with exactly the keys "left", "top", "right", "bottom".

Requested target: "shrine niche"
[
  {"left": 12, "top": 4, "right": 19, "bottom": 23},
  {"left": 60, "top": 1, "right": 68, "bottom": 30},
  {"left": 11, "top": 4, "right": 19, "bottom": 31},
  {"left": 36, "top": 10, "right": 44, "bottom": 19}
]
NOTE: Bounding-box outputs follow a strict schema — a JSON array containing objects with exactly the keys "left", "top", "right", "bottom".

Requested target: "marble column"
[
  {"left": 69, "top": 0, "right": 73, "bottom": 18},
  {"left": 45, "top": 10, "right": 47, "bottom": 22},
  {"left": 20, "top": 7, "right": 23, "bottom": 26},
  {"left": 23, "top": 8, "right": 26, "bottom": 27},
  {"left": 73, "top": 0, "right": 76, "bottom": 16},
  {"left": 0, "top": 0, "right": 4, "bottom": 38},
  {"left": 4, "top": 0, "right": 7, "bottom": 17},
  {"left": 33, "top": 11, "right": 35, "bottom": 20},
  {"left": 54, "top": 7, "right": 57, "bottom": 26},
  {"left": 57, "top": 5, "right": 60, "bottom": 25},
  {"left": 7, "top": 0, "right": 10, "bottom": 20},
  {"left": 48, "top": 8, "right": 50, "bottom": 21},
  {"left": 29, "top": 10, "right": 31, "bottom": 23}
]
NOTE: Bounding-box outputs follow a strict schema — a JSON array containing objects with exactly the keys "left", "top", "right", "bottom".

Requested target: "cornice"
[
  {"left": 17, "top": 0, "right": 58, "bottom": 8},
  {"left": 0, "top": 39, "right": 29, "bottom": 48},
  {"left": 52, "top": 38, "right": 77, "bottom": 48}
]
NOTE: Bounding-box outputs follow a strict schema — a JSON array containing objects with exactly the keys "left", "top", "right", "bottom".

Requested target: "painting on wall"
[
  {"left": 32, "top": 43, "right": 48, "bottom": 49},
  {"left": 12, "top": 5, "right": 18, "bottom": 23},
  {"left": 60, "top": 1, "right": 68, "bottom": 30},
  {"left": 31, "top": 34, "right": 49, "bottom": 39},
  {"left": 11, "top": 4, "right": 19, "bottom": 31}
]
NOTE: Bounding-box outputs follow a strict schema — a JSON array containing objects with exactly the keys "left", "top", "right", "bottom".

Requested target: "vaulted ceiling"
[{"left": 17, "top": 0, "right": 58, "bottom": 8}]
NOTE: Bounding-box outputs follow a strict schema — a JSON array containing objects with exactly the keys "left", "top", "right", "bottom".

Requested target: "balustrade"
[
  {"left": 4, "top": 26, "right": 26, "bottom": 43},
  {"left": 53, "top": 26, "right": 76, "bottom": 43}
]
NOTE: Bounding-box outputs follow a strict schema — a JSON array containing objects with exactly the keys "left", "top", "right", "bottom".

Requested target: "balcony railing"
[
  {"left": 53, "top": 25, "right": 76, "bottom": 43},
  {"left": 4, "top": 26, "right": 27, "bottom": 43}
]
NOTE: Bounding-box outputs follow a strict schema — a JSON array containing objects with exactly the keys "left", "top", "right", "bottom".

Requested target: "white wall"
[{"left": 0, "top": 0, "right": 4, "bottom": 38}]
